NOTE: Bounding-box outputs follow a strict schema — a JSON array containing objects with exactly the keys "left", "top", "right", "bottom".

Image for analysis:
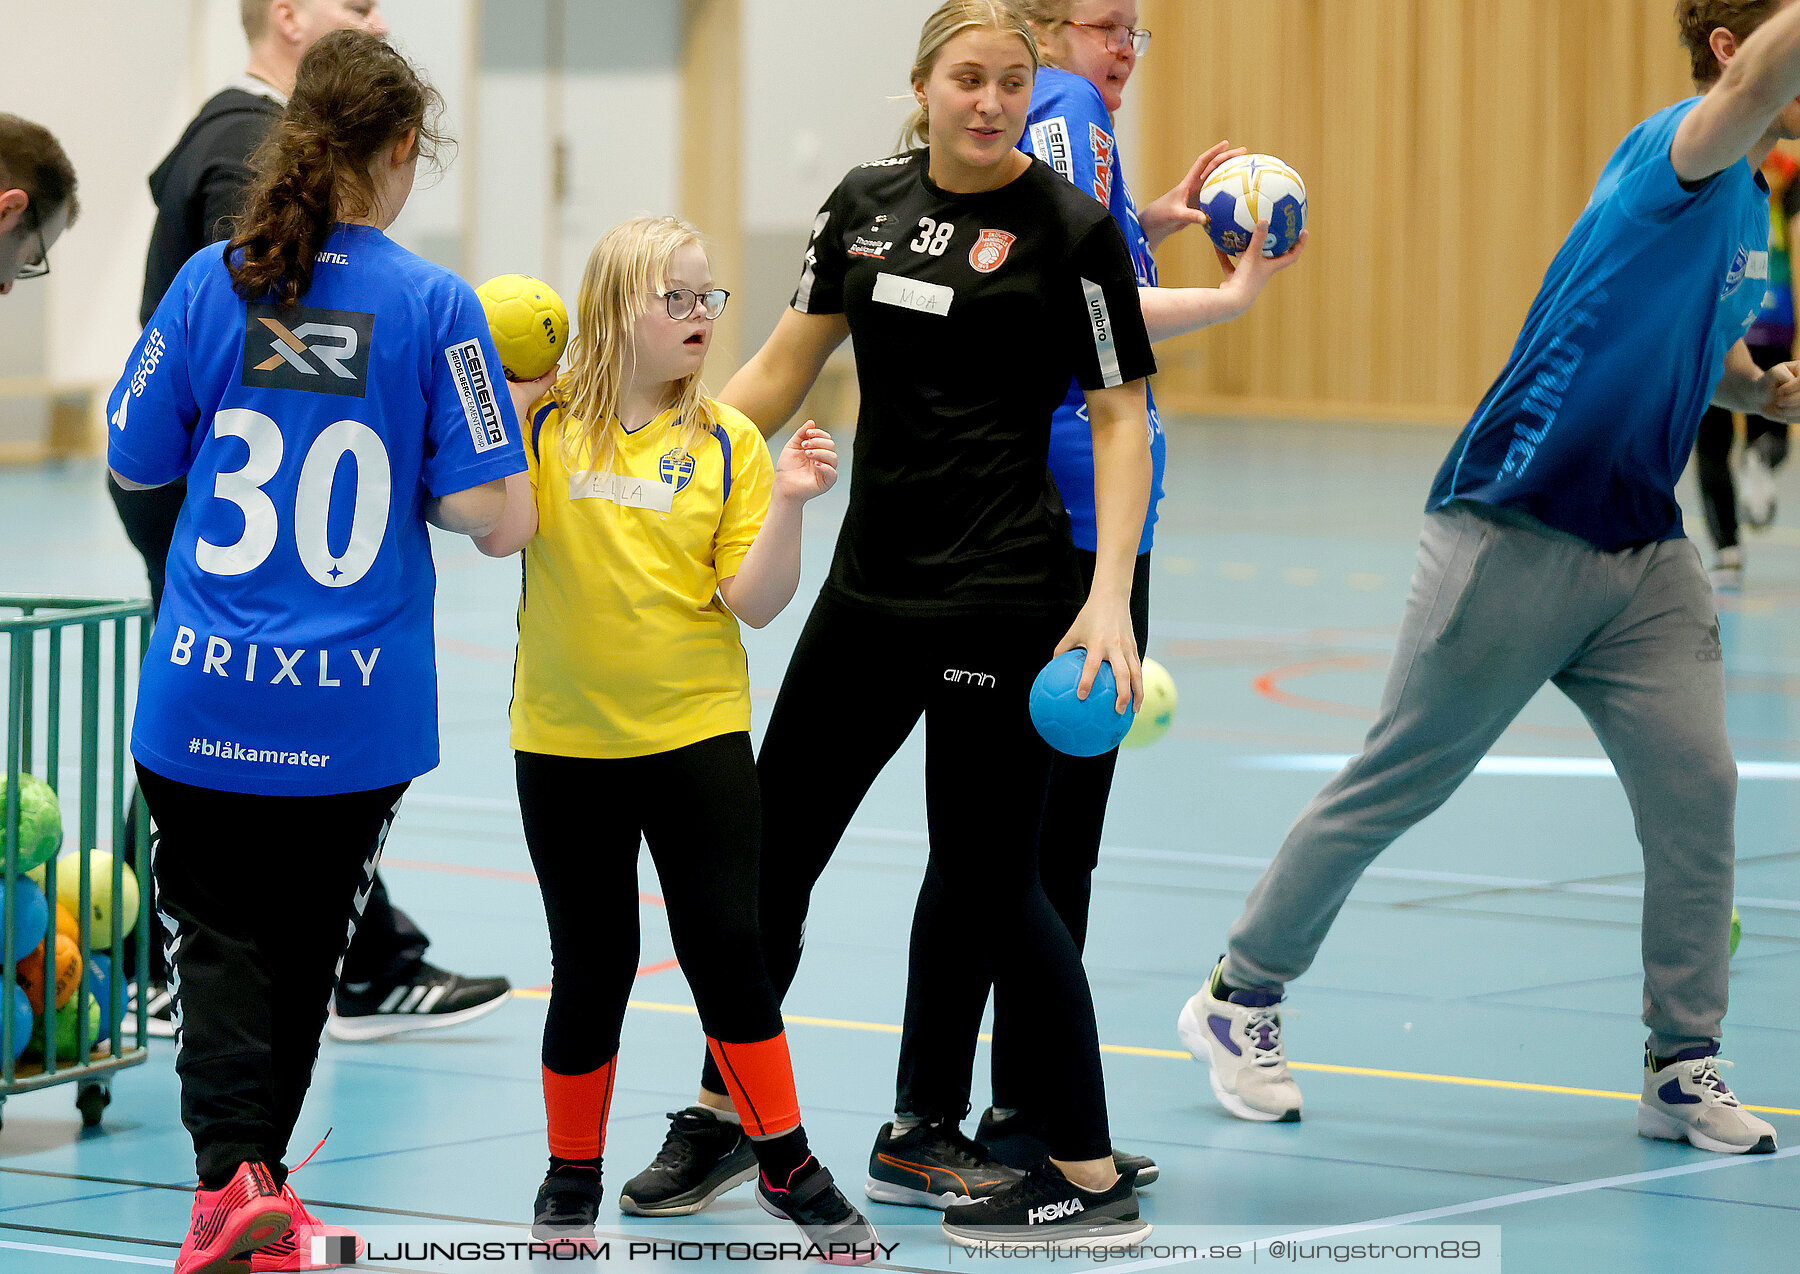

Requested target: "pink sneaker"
[
  {"left": 174, "top": 1162, "right": 294, "bottom": 1274},
  {"left": 249, "top": 1184, "right": 365, "bottom": 1270}
]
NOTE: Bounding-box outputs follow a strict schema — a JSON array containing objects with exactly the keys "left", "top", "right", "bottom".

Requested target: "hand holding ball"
[
  {"left": 1197, "top": 154, "right": 1307, "bottom": 258},
  {"left": 1030, "top": 650, "right": 1135, "bottom": 757},
  {"left": 476, "top": 274, "right": 569, "bottom": 382}
]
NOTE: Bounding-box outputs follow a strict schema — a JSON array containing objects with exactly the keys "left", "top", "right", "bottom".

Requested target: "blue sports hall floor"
[{"left": 1, "top": 417, "right": 1795, "bottom": 1272}]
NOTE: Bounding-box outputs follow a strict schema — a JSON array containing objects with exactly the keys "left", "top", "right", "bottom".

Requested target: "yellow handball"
[
  {"left": 476, "top": 274, "right": 569, "bottom": 381},
  {"left": 1122, "top": 657, "right": 1178, "bottom": 749}
]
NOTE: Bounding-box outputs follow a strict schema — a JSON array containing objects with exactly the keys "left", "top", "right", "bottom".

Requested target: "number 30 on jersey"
[{"left": 200, "top": 409, "right": 392, "bottom": 588}]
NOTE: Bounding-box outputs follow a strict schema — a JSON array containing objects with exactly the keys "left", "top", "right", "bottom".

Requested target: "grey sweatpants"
[{"left": 1224, "top": 501, "right": 1735, "bottom": 1055}]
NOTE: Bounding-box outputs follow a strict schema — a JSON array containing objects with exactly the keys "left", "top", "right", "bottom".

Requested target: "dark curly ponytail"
[{"left": 228, "top": 30, "right": 447, "bottom": 306}]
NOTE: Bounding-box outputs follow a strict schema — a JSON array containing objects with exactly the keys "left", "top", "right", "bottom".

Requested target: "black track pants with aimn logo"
[{"left": 697, "top": 594, "right": 1116, "bottom": 1162}]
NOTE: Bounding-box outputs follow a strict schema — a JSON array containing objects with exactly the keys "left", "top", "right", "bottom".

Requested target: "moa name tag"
[
  {"left": 570, "top": 470, "right": 676, "bottom": 513},
  {"left": 872, "top": 272, "right": 954, "bottom": 317}
]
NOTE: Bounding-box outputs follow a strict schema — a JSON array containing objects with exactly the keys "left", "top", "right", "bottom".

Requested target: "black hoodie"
[{"left": 139, "top": 86, "right": 281, "bottom": 325}]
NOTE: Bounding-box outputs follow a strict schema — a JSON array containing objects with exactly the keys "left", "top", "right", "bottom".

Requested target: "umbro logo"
[{"left": 1028, "top": 1198, "right": 1085, "bottom": 1224}]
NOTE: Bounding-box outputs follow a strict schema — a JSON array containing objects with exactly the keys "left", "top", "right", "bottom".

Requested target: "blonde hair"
[
  {"left": 897, "top": 0, "right": 1040, "bottom": 152},
  {"left": 555, "top": 216, "right": 717, "bottom": 478}
]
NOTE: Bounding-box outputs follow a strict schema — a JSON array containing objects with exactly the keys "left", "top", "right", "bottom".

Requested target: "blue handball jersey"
[
  {"left": 107, "top": 224, "right": 526, "bottom": 796},
  {"left": 1429, "top": 98, "right": 1770, "bottom": 550},
  {"left": 1022, "top": 66, "right": 1165, "bottom": 555}
]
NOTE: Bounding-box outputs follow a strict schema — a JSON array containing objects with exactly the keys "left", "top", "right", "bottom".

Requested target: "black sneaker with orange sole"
[{"left": 864, "top": 1119, "right": 1023, "bottom": 1210}]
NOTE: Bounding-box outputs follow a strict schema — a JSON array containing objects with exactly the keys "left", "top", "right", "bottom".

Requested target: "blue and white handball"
[{"left": 1196, "top": 154, "right": 1307, "bottom": 258}]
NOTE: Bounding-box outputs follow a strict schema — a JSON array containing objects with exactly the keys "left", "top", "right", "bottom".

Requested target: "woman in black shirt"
[{"left": 634, "top": 0, "right": 1156, "bottom": 1247}]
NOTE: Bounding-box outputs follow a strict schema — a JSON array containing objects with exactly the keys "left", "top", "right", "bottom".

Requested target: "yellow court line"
[{"left": 503, "top": 992, "right": 1800, "bottom": 1118}]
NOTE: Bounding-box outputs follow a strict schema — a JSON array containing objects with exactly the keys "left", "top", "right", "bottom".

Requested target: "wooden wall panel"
[{"left": 1136, "top": 0, "right": 1694, "bottom": 421}]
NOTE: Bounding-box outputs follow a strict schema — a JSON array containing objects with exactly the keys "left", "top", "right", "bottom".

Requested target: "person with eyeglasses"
[
  {"left": 890, "top": 0, "right": 1304, "bottom": 1181},
  {"left": 0, "top": 113, "right": 78, "bottom": 296},
  {"left": 474, "top": 217, "right": 875, "bottom": 1253}
]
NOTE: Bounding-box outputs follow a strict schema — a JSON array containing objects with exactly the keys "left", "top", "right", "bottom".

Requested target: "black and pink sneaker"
[
  {"left": 174, "top": 1161, "right": 294, "bottom": 1274},
  {"left": 755, "top": 1158, "right": 881, "bottom": 1265}
]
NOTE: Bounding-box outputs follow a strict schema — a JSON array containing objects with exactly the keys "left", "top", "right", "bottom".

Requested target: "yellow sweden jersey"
[{"left": 511, "top": 397, "right": 773, "bottom": 758}]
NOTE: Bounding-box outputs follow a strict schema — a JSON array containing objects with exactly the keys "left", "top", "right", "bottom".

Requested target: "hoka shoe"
[
  {"left": 619, "top": 1108, "right": 756, "bottom": 1216},
  {"left": 941, "top": 1161, "right": 1148, "bottom": 1249},
  {"left": 1178, "top": 957, "right": 1302, "bottom": 1122},
  {"left": 756, "top": 1159, "right": 880, "bottom": 1265},
  {"left": 973, "top": 1107, "right": 1159, "bottom": 1186},
  {"left": 1638, "top": 1047, "right": 1777, "bottom": 1155},
  {"left": 865, "top": 1119, "right": 1022, "bottom": 1209},
  {"left": 248, "top": 1185, "right": 363, "bottom": 1270},
  {"left": 174, "top": 1162, "right": 294, "bottom": 1274}
]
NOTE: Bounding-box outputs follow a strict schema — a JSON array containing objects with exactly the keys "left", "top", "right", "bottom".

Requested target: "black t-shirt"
[
  {"left": 140, "top": 87, "right": 281, "bottom": 325},
  {"left": 795, "top": 150, "right": 1155, "bottom": 616}
]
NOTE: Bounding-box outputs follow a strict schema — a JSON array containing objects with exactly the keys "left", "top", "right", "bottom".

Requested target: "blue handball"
[
  {"left": 1029, "top": 649, "right": 1135, "bottom": 757},
  {"left": 0, "top": 874, "right": 49, "bottom": 962}
]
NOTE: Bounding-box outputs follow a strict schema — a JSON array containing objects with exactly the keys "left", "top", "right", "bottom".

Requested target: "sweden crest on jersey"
[{"left": 659, "top": 447, "right": 695, "bottom": 493}]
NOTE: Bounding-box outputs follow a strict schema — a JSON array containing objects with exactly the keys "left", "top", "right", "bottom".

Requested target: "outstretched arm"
[
  {"left": 1672, "top": 7, "right": 1800, "bottom": 182},
  {"left": 1139, "top": 222, "right": 1307, "bottom": 343}
]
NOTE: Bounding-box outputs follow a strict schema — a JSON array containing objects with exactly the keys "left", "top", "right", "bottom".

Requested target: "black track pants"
[
  {"left": 139, "top": 764, "right": 405, "bottom": 1187},
  {"left": 698, "top": 595, "right": 1115, "bottom": 1161},
  {"left": 898, "top": 551, "right": 1150, "bottom": 1119}
]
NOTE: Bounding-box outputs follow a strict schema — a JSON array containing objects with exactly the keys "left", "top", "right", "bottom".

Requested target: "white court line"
[
  {"left": 1109, "top": 1146, "right": 1800, "bottom": 1273},
  {"left": 1242, "top": 753, "right": 1800, "bottom": 779},
  {"left": 0, "top": 1239, "right": 166, "bottom": 1266},
  {"left": 400, "top": 797, "right": 1800, "bottom": 913}
]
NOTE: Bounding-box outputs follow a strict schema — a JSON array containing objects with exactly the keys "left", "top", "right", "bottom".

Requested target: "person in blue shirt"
[
  {"left": 106, "top": 31, "right": 524, "bottom": 1274},
  {"left": 895, "top": 0, "right": 1304, "bottom": 1181},
  {"left": 1182, "top": 0, "right": 1798, "bottom": 1157}
]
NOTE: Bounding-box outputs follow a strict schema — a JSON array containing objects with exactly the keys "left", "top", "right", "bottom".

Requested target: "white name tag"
[
  {"left": 873, "top": 272, "right": 954, "bottom": 316},
  {"left": 569, "top": 470, "right": 675, "bottom": 513}
]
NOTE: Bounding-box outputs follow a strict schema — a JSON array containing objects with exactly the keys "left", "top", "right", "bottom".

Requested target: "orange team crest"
[{"left": 969, "top": 229, "right": 1017, "bottom": 274}]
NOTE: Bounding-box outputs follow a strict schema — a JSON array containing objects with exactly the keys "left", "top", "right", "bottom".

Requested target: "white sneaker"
[
  {"left": 1740, "top": 442, "right": 1778, "bottom": 530},
  {"left": 1177, "top": 958, "right": 1302, "bottom": 1122},
  {"left": 1638, "top": 1049, "right": 1777, "bottom": 1155},
  {"left": 1710, "top": 546, "right": 1744, "bottom": 595}
]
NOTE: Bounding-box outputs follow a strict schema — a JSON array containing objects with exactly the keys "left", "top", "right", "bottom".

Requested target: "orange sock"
[
  {"left": 705, "top": 1032, "right": 801, "bottom": 1137},
  {"left": 543, "top": 1057, "right": 617, "bottom": 1160}
]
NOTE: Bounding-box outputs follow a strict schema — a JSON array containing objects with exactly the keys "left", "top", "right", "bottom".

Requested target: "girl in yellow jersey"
[{"left": 477, "top": 216, "right": 877, "bottom": 1260}]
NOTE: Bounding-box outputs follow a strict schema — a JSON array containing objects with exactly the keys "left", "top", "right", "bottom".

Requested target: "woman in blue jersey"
[
  {"left": 106, "top": 32, "right": 523, "bottom": 1274},
  {"left": 898, "top": 0, "right": 1306, "bottom": 1178}
]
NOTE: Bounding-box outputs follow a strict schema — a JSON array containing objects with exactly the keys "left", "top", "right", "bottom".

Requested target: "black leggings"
[
  {"left": 110, "top": 475, "right": 428, "bottom": 987},
  {"left": 898, "top": 551, "right": 1150, "bottom": 1119},
  {"left": 517, "top": 735, "right": 783, "bottom": 1076},
  {"left": 1695, "top": 341, "right": 1792, "bottom": 552},
  {"left": 697, "top": 596, "right": 1114, "bottom": 1161},
  {"left": 138, "top": 764, "right": 404, "bottom": 1188}
]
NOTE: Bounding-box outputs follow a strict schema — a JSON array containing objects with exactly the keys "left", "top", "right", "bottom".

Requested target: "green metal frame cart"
[{"left": 2, "top": 595, "right": 154, "bottom": 1131}]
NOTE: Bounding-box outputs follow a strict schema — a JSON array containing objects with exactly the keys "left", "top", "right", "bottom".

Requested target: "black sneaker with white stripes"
[
  {"left": 941, "top": 1161, "right": 1148, "bottom": 1249},
  {"left": 328, "top": 961, "right": 511, "bottom": 1041}
]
